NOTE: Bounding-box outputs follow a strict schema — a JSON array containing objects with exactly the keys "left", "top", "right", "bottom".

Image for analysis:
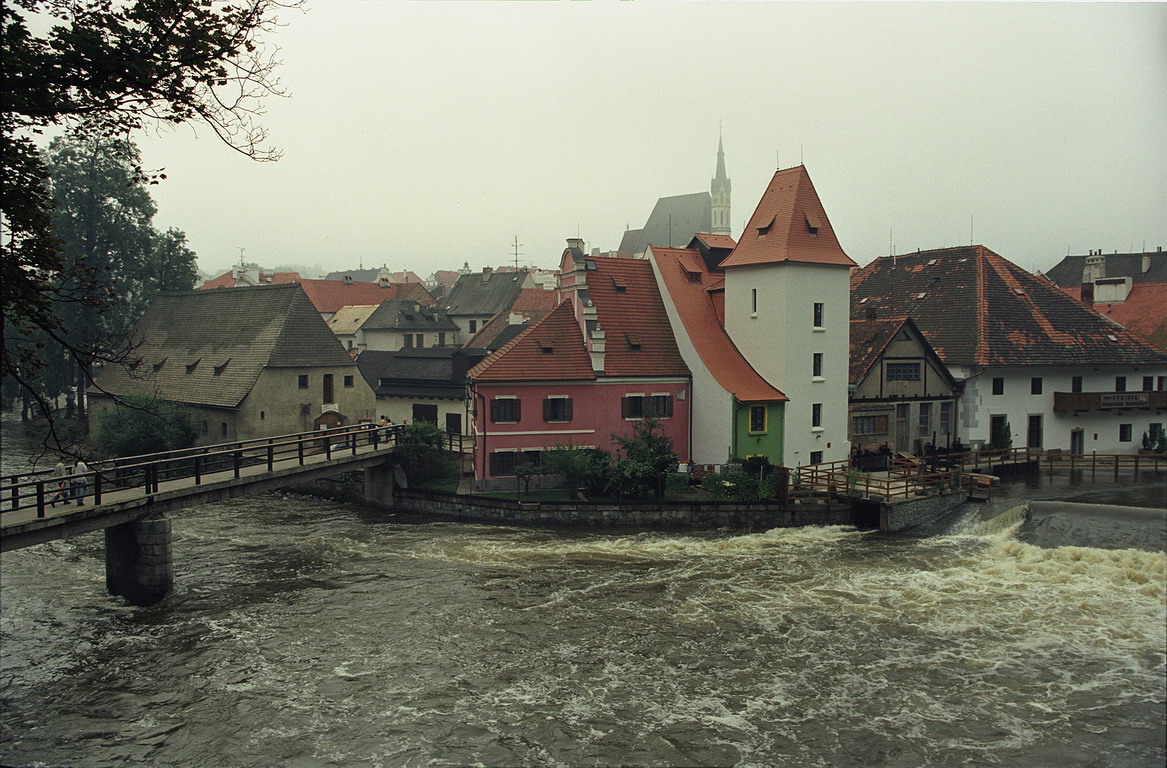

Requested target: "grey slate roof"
[
  {"left": 93, "top": 284, "right": 355, "bottom": 408},
  {"left": 620, "top": 192, "right": 712, "bottom": 256},
  {"left": 441, "top": 270, "right": 528, "bottom": 317},
  {"left": 360, "top": 300, "right": 459, "bottom": 332},
  {"left": 1044, "top": 251, "right": 1167, "bottom": 286},
  {"left": 357, "top": 348, "right": 489, "bottom": 399}
]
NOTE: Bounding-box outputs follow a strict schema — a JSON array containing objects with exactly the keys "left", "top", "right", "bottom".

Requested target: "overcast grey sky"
[{"left": 132, "top": 1, "right": 1167, "bottom": 279}]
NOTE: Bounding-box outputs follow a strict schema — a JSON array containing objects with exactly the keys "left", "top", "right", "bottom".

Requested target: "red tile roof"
[
  {"left": 200, "top": 270, "right": 301, "bottom": 290},
  {"left": 466, "top": 289, "right": 560, "bottom": 350},
  {"left": 468, "top": 301, "right": 595, "bottom": 382},
  {"left": 1060, "top": 282, "right": 1167, "bottom": 351},
  {"left": 690, "top": 232, "right": 737, "bottom": 251},
  {"left": 296, "top": 279, "right": 435, "bottom": 314},
  {"left": 583, "top": 256, "right": 689, "bottom": 377},
  {"left": 720, "top": 165, "right": 855, "bottom": 269},
  {"left": 649, "top": 246, "right": 785, "bottom": 403},
  {"left": 851, "top": 246, "right": 1167, "bottom": 367},
  {"left": 849, "top": 315, "right": 909, "bottom": 385}
]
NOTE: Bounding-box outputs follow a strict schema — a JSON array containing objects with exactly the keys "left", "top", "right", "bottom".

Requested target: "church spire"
[{"left": 711, "top": 130, "right": 732, "bottom": 236}]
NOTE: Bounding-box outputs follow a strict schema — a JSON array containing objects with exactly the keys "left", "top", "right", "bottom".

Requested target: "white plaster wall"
[
  {"left": 724, "top": 262, "right": 851, "bottom": 465},
  {"left": 958, "top": 365, "right": 1165, "bottom": 453},
  {"left": 647, "top": 255, "right": 734, "bottom": 464}
]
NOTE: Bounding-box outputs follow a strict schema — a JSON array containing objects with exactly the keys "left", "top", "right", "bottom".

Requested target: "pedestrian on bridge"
[
  {"left": 73, "top": 457, "right": 90, "bottom": 506},
  {"left": 50, "top": 458, "right": 68, "bottom": 507}
]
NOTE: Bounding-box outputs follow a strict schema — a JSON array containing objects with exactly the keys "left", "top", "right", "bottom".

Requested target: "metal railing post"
[
  {"left": 94, "top": 472, "right": 102, "bottom": 506},
  {"left": 267, "top": 442, "right": 274, "bottom": 472},
  {"left": 234, "top": 450, "right": 241, "bottom": 480},
  {"left": 36, "top": 482, "right": 45, "bottom": 518},
  {"left": 298, "top": 440, "right": 305, "bottom": 466},
  {"left": 195, "top": 456, "right": 202, "bottom": 485}
]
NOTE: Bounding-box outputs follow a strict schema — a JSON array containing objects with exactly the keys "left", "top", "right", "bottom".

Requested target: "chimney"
[
  {"left": 481, "top": 267, "right": 493, "bottom": 282},
  {"left": 566, "top": 237, "right": 585, "bottom": 253},
  {"left": 1143, "top": 253, "right": 1152, "bottom": 274},
  {"left": 343, "top": 275, "right": 353, "bottom": 285},
  {"left": 589, "top": 322, "right": 606, "bottom": 373}
]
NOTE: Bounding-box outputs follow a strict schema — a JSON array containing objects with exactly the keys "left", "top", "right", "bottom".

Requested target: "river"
[{"left": 2, "top": 416, "right": 1165, "bottom": 767}]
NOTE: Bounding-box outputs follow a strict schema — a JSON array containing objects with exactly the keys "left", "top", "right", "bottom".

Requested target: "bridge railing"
[{"left": 2, "top": 422, "right": 467, "bottom": 522}]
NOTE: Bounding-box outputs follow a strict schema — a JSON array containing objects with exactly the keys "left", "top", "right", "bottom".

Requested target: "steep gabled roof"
[
  {"left": 361, "top": 299, "right": 459, "bottom": 332},
  {"left": 720, "top": 165, "right": 855, "bottom": 269},
  {"left": 648, "top": 246, "right": 785, "bottom": 403},
  {"left": 850, "top": 246, "right": 1167, "bottom": 367},
  {"left": 442, "top": 269, "right": 529, "bottom": 316},
  {"left": 93, "top": 284, "right": 354, "bottom": 408},
  {"left": 468, "top": 301, "right": 595, "bottom": 382},
  {"left": 584, "top": 256, "right": 690, "bottom": 377},
  {"left": 847, "top": 314, "right": 956, "bottom": 390}
]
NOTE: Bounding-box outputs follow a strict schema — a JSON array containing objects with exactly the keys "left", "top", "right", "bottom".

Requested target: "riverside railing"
[{"left": 3, "top": 424, "right": 467, "bottom": 522}]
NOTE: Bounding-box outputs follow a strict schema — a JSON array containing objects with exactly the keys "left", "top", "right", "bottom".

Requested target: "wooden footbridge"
[{"left": 1, "top": 424, "right": 464, "bottom": 605}]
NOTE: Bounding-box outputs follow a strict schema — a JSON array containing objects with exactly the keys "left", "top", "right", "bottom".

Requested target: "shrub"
[
  {"left": 95, "top": 393, "right": 199, "bottom": 458},
  {"left": 395, "top": 421, "right": 454, "bottom": 486}
]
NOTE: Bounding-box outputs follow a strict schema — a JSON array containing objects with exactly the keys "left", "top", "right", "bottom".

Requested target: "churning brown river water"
[{"left": 2, "top": 419, "right": 1164, "bottom": 767}]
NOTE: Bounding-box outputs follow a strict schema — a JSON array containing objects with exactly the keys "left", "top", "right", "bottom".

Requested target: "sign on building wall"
[{"left": 1100, "top": 393, "right": 1149, "bottom": 409}]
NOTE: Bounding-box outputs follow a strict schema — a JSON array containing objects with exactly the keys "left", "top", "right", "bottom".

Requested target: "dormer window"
[
  {"left": 213, "top": 359, "right": 230, "bottom": 377},
  {"left": 805, "top": 212, "right": 822, "bottom": 238},
  {"left": 756, "top": 215, "right": 776, "bottom": 239},
  {"left": 626, "top": 332, "right": 642, "bottom": 350},
  {"left": 185, "top": 359, "right": 201, "bottom": 374},
  {"left": 152, "top": 357, "right": 168, "bottom": 372},
  {"left": 612, "top": 276, "right": 627, "bottom": 293},
  {"left": 539, "top": 341, "right": 554, "bottom": 354}
]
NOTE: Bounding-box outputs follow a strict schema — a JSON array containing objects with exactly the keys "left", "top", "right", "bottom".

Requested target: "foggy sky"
[{"left": 131, "top": 1, "right": 1167, "bottom": 279}]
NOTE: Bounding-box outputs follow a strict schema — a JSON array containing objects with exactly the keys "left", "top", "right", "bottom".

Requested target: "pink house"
[{"left": 466, "top": 249, "right": 691, "bottom": 490}]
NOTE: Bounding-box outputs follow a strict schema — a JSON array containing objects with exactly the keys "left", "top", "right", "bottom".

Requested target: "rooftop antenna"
[
  {"left": 970, "top": 214, "right": 974, "bottom": 245},
  {"left": 237, "top": 247, "right": 245, "bottom": 266},
  {"left": 510, "top": 235, "right": 524, "bottom": 269},
  {"left": 800, "top": 144, "right": 804, "bottom": 165}
]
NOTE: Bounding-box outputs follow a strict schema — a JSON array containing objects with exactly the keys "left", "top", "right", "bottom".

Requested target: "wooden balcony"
[{"left": 1053, "top": 390, "right": 1167, "bottom": 414}]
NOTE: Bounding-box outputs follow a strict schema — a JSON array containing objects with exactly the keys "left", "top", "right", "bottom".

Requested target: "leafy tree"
[
  {"left": 94, "top": 392, "right": 199, "bottom": 458},
  {"left": 2, "top": 0, "right": 294, "bottom": 435},
  {"left": 542, "top": 442, "right": 609, "bottom": 498},
  {"left": 608, "top": 418, "right": 678, "bottom": 500},
  {"left": 394, "top": 421, "right": 454, "bottom": 487}
]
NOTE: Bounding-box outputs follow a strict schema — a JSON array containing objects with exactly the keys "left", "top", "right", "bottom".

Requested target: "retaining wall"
[
  {"left": 881, "top": 492, "right": 969, "bottom": 532},
  {"left": 394, "top": 488, "right": 852, "bottom": 530}
]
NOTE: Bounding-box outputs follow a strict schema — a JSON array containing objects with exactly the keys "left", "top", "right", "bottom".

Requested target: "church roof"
[
  {"left": 720, "top": 165, "right": 854, "bottom": 269},
  {"left": 621, "top": 192, "right": 712, "bottom": 256}
]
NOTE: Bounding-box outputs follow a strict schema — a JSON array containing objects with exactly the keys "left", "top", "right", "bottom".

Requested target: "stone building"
[{"left": 89, "top": 284, "right": 375, "bottom": 445}]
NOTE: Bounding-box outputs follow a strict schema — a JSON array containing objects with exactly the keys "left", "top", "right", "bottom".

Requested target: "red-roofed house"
[
  {"left": 851, "top": 246, "right": 1167, "bottom": 454},
  {"left": 466, "top": 253, "right": 691, "bottom": 489},
  {"left": 200, "top": 266, "right": 301, "bottom": 290}
]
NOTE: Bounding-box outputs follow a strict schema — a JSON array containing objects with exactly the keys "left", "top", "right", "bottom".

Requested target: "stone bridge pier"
[{"left": 105, "top": 515, "right": 173, "bottom": 606}]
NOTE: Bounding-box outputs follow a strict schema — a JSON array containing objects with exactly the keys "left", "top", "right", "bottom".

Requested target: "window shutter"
[
  {"left": 513, "top": 399, "right": 521, "bottom": 422},
  {"left": 489, "top": 452, "right": 501, "bottom": 476},
  {"left": 662, "top": 396, "right": 673, "bottom": 417},
  {"left": 621, "top": 397, "right": 631, "bottom": 418},
  {"left": 564, "top": 398, "right": 573, "bottom": 421},
  {"left": 544, "top": 398, "right": 553, "bottom": 421}
]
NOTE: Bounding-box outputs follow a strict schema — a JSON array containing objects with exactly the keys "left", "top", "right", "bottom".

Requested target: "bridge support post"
[
  {"left": 364, "top": 462, "right": 400, "bottom": 509},
  {"left": 105, "top": 514, "right": 173, "bottom": 606}
]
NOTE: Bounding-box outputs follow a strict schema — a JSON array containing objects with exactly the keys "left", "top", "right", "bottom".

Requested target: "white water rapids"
[{"left": 1, "top": 419, "right": 1164, "bottom": 767}]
